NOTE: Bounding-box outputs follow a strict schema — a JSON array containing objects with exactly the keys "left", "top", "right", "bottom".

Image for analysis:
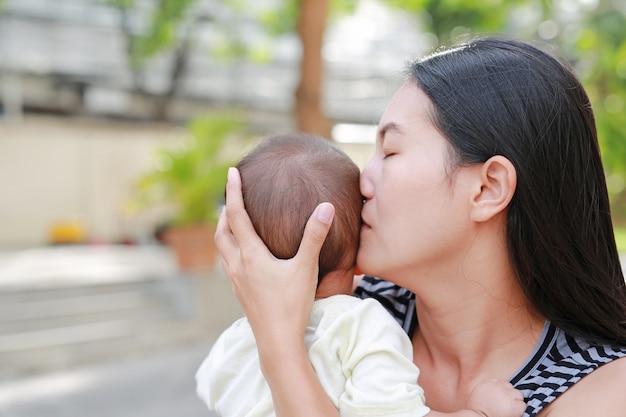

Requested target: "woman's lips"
[{"left": 360, "top": 213, "right": 371, "bottom": 229}]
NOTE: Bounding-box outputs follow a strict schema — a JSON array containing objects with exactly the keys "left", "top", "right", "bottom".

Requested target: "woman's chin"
[{"left": 356, "top": 253, "right": 375, "bottom": 277}]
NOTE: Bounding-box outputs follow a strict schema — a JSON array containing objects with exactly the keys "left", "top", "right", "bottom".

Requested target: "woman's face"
[{"left": 357, "top": 82, "right": 476, "bottom": 282}]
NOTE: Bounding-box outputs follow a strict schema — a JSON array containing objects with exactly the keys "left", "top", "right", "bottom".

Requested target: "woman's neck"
[
  {"left": 405, "top": 253, "right": 544, "bottom": 411},
  {"left": 412, "top": 288, "right": 543, "bottom": 371}
]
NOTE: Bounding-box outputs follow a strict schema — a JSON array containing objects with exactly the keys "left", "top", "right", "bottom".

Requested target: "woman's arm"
[{"left": 215, "top": 167, "right": 340, "bottom": 417}]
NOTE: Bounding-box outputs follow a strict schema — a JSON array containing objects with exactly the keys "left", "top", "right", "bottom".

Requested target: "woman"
[{"left": 215, "top": 37, "right": 626, "bottom": 417}]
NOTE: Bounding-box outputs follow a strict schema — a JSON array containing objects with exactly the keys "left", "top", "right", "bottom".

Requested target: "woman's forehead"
[{"left": 378, "top": 83, "right": 433, "bottom": 133}]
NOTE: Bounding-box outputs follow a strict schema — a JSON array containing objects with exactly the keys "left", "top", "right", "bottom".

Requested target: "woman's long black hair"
[{"left": 410, "top": 37, "right": 626, "bottom": 345}]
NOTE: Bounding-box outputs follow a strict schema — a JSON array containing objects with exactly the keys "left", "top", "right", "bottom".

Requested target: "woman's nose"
[{"left": 360, "top": 161, "right": 374, "bottom": 200}]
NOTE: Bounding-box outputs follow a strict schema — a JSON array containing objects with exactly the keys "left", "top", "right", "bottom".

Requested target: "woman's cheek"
[{"left": 356, "top": 234, "right": 378, "bottom": 276}]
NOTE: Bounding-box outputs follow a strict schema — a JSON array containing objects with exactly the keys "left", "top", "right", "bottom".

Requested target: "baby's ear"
[{"left": 470, "top": 155, "right": 517, "bottom": 223}]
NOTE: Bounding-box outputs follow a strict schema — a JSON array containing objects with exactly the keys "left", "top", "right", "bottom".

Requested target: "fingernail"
[
  {"left": 227, "top": 167, "right": 236, "bottom": 181},
  {"left": 317, "top": 203, "right": 334, "bottom": 224}
]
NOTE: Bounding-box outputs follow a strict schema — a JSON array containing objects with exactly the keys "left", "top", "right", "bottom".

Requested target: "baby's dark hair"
[{"left": 237, "top": 133, "right": 362, "bottom": 285}]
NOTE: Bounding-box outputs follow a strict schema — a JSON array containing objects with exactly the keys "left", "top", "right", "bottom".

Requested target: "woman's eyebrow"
[{"left": 377, "top": 122, "right": 402, "bottom": 144}]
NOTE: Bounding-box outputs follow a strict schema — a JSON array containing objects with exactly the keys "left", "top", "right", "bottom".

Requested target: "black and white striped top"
[{"left": 355, "top": 275, "right": 626, "bottom": 417}]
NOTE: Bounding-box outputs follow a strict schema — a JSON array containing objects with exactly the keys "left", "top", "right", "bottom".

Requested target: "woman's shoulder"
[
  {"left": 536, "top": 356, "right": 626, "bottom": 416},
  {"left": 513, "top": 321, "right": 626, "bottom": 416}
]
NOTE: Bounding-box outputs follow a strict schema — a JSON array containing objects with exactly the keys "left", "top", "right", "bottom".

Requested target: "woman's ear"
[{"left": 470, "top": 155, "right": 517, "bottom": 223}]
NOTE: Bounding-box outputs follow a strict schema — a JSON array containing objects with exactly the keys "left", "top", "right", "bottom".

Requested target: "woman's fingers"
[
  {"left": 296, "top": 202, "right": 335, "bottom": 272},
  {"left": 224, "top": 167, "right": 265, "bottom": 251},
  {"left": 222, "top": 166, "right": 334, "bottom": 271},
  {"left": 214, "top": 207, "right": 236, "bottom": 270}
]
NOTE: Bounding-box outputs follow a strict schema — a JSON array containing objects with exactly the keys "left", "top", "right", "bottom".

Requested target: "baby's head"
[{"left": 237, "top": 133, "right": 362, "bottom": 285}]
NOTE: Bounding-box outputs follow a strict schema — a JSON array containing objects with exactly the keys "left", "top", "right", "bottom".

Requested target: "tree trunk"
[
  {"left": 154, "top": 32, "right": 192, "bottom": 121},
  {"left": 295, "top": 0, "right": 332, "bottom": 139}
]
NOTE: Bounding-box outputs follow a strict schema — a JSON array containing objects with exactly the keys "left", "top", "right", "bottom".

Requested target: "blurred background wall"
[
  {"left": 2, "top": 0, "right": 626, "bottom": 249},
  {"left": 0, "top": 118, "right": 179, "bottom": 247},
  {"left": 0, "top": 0, "right": 422, "bottom": 248}
]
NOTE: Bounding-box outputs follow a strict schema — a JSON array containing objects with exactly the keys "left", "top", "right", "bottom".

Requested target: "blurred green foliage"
[
  {"left": 387, "top": 0, "right": 527, "bottom": 42},
  {"left": 105, "top": 0, "right": 196, "bottom": 69},
  {"left": 615, "top": 227, "right": 626, "bottom": 253},
  {"left": 109, "top": 0, "right": 626, "bottom": 223},
  {"left": 570, "top": 10, "right": 626, "bottom": 223},
  {"left": 134, "top": 113, "right": 247, "bottom": 226},
  {"left": 259, "top": 0, "right": 359, "bottom": 35}
]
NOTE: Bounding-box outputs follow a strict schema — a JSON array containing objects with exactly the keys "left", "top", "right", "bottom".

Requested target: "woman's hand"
[
  {"left": 215, "top": 168, "right": 340, "bottom": 416},
  {"left": 215, "top": 167, "right": 335, "bottom": 342}
]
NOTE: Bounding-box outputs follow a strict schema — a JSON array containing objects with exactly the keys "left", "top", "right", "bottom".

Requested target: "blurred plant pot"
[{"left": 162, "top": 224, "right": 216, "bottom": 273}]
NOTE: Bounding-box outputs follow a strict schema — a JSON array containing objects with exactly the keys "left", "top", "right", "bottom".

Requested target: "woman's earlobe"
[{"left": 470, "top": 155, "right": 517, "bottom": 222}]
